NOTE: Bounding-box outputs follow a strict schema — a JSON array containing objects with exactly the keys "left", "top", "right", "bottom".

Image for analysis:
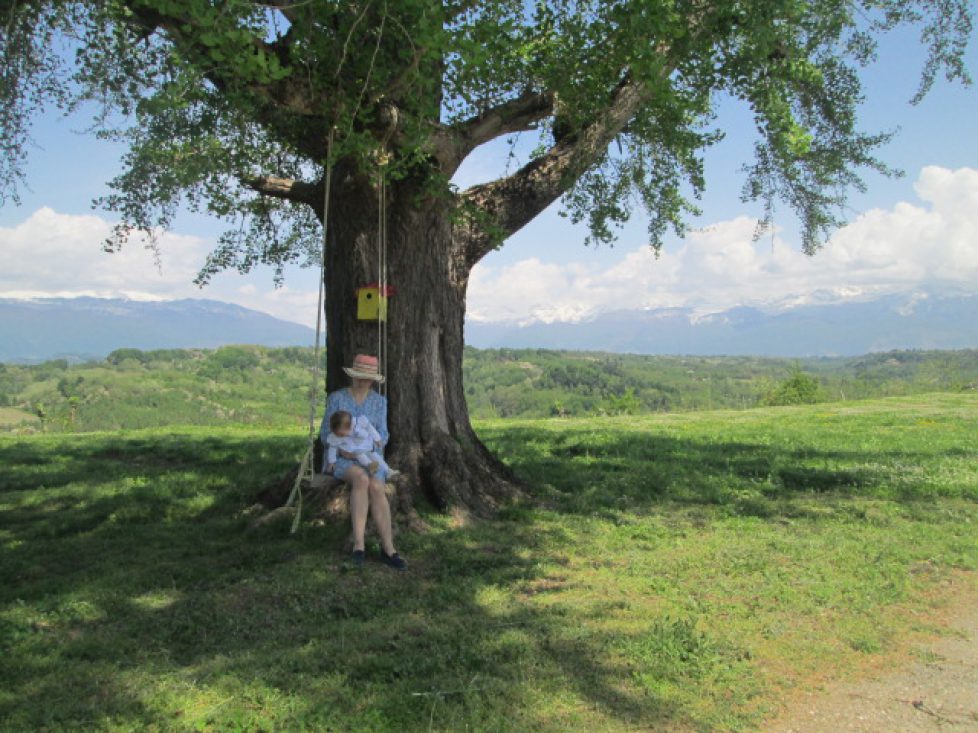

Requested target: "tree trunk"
[{"left": 323, "top": 168, "right": 521, "bottom": 517}]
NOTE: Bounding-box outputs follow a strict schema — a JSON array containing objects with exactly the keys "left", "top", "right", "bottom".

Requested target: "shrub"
[
  {"left": 107, "top": 348, "right": 147, "bottom": 365},
  {"left": 761, "top": 369, "right": 822, "bottom": 406}
]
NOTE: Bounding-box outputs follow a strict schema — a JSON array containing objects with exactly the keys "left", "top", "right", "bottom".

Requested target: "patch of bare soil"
[{"left": 763, "top": 574, "right": 978, "bottom": 732}]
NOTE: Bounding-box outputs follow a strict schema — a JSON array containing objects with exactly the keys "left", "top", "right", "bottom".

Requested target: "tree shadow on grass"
[
  {"left": 2, "top": 431, "right": 734, "bottom": 732},
  {"left": 0, "top": 433, "right": 301, "bottom": 494},
  {"left": 477, "top": 424, "right": 969, "bottom": 519}
]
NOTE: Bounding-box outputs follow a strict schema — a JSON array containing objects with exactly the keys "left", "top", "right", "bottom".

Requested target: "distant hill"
[
  {"left": 0, "top": 297, "right": 315, "bottom": 363},
  {"left": 465, "top": 290, "right": 978, "bottom": 356},
  {"left": 2, "top": 343, "right": 976, "bottom": 432}
]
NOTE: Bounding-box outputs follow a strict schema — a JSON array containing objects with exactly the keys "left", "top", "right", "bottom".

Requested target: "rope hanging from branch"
[
  {"left": 285, "top": 127, "right": 335, "bottom": 534},
  {"left": 376, "top": 156, "right": 389, "bottom": 397}
]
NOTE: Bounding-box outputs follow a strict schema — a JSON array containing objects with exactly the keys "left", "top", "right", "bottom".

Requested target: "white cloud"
[
  {"left": 0, "top": 207, "right": 208, "bottom": 298},
  {"left": 0, "top": 207, "right": 321, "bottom": 327},
  {"left": 468, "top": 166, "right": 978, "bottom": 324},
  {"left": 250, "top": 285, "right": 322, "bottom": 328}
]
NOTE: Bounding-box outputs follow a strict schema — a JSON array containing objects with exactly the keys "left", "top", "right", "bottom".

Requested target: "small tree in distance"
[
  {"left": 762, "top": 368, "right": 822, "bottom": 406},
  {"left": 1, "top": 1, "right": 972, "bottom": 515}
]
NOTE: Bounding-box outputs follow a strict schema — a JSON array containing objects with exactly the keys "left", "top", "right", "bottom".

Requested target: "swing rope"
[
  {"left": 285, "top": 128, "right": 335, "bottom": 534},
  {"left": 376, "top": 159, "right": 389, "bottom": 397}
]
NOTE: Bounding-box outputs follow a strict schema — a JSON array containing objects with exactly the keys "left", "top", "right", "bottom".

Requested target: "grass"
[
  {"left": 0, "top": 407, "right": 37, "bottom": 429},
  {"left": 1, "top": 393, "right": 977, "bottom": 731}
]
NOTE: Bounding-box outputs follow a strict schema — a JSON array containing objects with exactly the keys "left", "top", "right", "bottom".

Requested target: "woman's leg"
[
  {"left": 344, "top": 466, "right": 370, "bottom": 552},
  {"left": 367, "top": 477, "right": 396, "bottom": 555}
]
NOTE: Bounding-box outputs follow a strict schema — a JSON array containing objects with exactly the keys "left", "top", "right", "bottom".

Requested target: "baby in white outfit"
[{"left": 325, "top": 410, "right": 395, "bottom": 476}]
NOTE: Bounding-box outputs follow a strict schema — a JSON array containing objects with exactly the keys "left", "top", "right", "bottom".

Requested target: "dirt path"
[{"left": 763, "top": 578, "right": 978, "bottom": 733}]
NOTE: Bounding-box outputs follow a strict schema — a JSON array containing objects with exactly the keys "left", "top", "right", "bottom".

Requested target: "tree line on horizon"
[{"left": 1, "top": 345, "right": 977, "bottom": 434}]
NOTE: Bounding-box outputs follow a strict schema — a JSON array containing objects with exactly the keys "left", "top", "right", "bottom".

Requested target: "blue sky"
[{"left": 1, "top": 23, "right": 977, "bottom": 327}]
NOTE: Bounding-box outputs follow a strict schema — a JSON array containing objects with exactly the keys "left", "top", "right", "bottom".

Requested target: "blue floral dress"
[{"left": 320, "top": 387, "right": 390, "bottom": 480}]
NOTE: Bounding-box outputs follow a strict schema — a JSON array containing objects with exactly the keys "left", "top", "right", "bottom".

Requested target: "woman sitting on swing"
[{"left": 321, "top": 353, "right": 406, "bottom": 571}]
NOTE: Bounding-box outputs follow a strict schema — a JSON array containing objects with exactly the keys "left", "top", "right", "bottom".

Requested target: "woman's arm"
[
  {"left": 361, "top": 417, "right": 382, "bottom": 444},
  {"left": 372, "top": 393, "right": 389, "bottom": 448}
]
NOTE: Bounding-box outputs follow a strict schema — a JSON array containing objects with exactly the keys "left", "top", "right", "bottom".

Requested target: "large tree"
[{"left": 2, "top": 0, "right": 973, "bottom": 513}]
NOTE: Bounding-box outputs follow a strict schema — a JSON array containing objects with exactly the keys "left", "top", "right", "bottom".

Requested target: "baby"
[{"left": 325, "top": 410, "right": 396, "bottom": 477}]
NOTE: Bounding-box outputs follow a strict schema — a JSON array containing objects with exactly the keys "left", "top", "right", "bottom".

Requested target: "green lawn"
[{"left": 2, "top": 394, "right": 977, "bottom": 732}]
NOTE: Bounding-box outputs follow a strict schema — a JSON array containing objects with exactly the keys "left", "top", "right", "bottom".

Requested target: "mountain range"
[
  {"left": 0, "top": 297, "right": 315, "bottom": 363},
  {"left": 1, "top": 290, "right": 975, "bottom": 362},
  {"left": 464, "top": 290, "right": 978, "bottom": 356}
]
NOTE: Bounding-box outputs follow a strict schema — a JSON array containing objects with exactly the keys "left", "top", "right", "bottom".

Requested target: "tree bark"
[{"left": 323, "top": 168, "right": 521, "bottom": 517}]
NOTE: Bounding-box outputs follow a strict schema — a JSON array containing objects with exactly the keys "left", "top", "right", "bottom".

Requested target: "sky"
[{"left": 1, "top": 23, "right": 977, "bottom": 330}]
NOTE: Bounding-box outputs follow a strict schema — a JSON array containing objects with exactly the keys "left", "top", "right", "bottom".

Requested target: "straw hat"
[{"left": 343, "top": 353, "right": 385, "bottom": 383}]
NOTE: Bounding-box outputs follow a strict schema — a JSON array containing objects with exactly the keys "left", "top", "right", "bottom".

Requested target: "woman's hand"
[{"left": 338, "top": 449, "right": 355, "bottom": 460}]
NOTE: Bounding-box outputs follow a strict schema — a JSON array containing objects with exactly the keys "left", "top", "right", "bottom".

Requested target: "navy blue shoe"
[
  {"left": 381, "top": 550, "right": 407, "bottom": 571},
  {"left": 351, "top": 549, "right": 365, "bottom": 568}
]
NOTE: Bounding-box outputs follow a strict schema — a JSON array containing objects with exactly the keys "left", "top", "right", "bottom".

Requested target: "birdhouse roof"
[{"left": 356, "top": 282, "right": 396, "bottom": 296}]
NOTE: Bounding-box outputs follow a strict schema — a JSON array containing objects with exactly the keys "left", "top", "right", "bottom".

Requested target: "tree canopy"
[{"left": 2, "top": 0, "right": 973, "bottom": 278}]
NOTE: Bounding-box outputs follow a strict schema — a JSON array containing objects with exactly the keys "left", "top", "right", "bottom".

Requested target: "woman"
[{"left": 321, "top": 353, "right": 406, "bottom": 571}]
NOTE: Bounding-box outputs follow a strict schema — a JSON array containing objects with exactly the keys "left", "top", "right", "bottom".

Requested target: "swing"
[{"left": 283, "top": 133, "right": 392, "bottom": 534}]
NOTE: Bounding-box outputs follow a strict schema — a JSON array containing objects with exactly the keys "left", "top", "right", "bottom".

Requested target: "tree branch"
[
  {"left": 124, "top": 3, "right": 319, "bottom": 117},
  {"left": 432, "top": 89, "right": 555, "bottom": 175},
  {"left": 258, "top": 0, "right": 302, "bottom": 25},
  {"left": 241, "top": 175, "right": 319, "bottom": 206},
  {"left": 459, "top": 77, "right": 650, "bottom": 268}
]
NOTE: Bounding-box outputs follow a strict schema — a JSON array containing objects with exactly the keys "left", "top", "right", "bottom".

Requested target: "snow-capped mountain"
[{"left": 464, "top": 290, "right": 978, "bottom": 356}]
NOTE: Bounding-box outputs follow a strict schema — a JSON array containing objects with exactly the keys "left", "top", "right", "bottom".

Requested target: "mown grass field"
[{"left": 2, "top": 393, "right": 977, "bottom": 732}]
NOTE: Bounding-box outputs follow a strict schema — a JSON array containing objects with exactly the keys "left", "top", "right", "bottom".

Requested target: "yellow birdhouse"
[{"left": 356, "top": 282, "right": 395, "bottom": 321}]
